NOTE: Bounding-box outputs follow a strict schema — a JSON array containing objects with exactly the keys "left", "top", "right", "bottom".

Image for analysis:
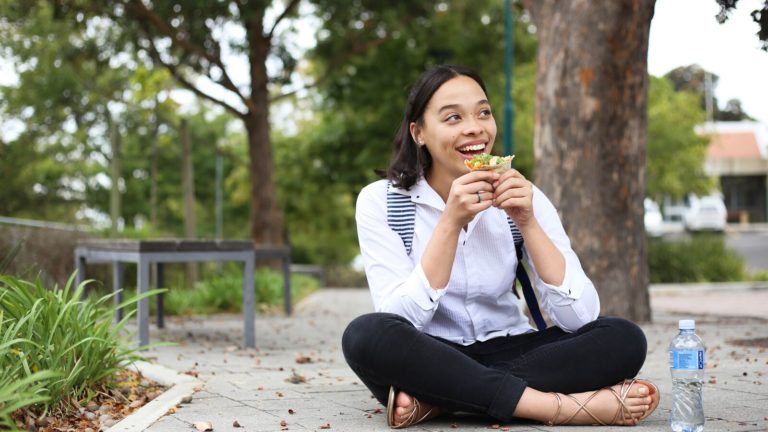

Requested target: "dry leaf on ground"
[{"left": 194, "top": 420, "right": 214, "bottom": 431}]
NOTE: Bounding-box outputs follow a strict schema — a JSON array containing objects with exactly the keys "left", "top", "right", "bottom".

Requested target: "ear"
[{"left": 409, "top": 122, "right": 423, "bottom": 146}]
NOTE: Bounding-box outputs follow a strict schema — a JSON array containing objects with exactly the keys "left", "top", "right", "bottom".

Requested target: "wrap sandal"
[
  {"left": 546, "top": 379, "right": 660, "bottom": 426},
  {"left": 386, "top": 386, "right": 442, "bottom": 429}
]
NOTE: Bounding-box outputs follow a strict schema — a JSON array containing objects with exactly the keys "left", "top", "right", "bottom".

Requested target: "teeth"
[{"left": 458, "top": 144, "right": 485, "bottom": 152}]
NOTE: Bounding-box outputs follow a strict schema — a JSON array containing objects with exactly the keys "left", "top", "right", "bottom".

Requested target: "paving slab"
[{"left": 131, "top": 287, "right": 767, "bottom": 432}]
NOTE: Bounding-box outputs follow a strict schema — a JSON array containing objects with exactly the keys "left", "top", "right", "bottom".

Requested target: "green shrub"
[
  {"left": 0, "top": 311, "right": 57, "bottom": 430},
  {"left": 648, "top": 234, "right": 746, "bottom": 283},
  {"left": 0, "top": 272, "right": 156, "bottom": 420},
  {"left": 161, "top": 268, "right": 320, "bottom": 316}
]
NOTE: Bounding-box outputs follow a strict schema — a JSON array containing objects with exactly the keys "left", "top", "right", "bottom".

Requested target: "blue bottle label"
[{"left": 672, "top": 349, "right": 705, "bottom": 370}]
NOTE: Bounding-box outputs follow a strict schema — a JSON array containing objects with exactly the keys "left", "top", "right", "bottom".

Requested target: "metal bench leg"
[
  {"left": 137, "top": 257, "right": 150, "bottom": 347},
  {"left": 113, "top": 262, "right": 124, "bottom": 322},
  {"left": 74, "top": 250, "right": 86, "bottom": 288},
  {"left": 243, "top": 254, "right": 255, "bottom": 348},
  {"left": 156, "top": 263, "right": 165, "bottom": 329},
  {"left": 283, "top": 257, "right": 292, "bottom": 316}
]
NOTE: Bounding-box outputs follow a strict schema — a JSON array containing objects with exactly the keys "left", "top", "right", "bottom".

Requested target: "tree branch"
[
  {"left": 140, "top": 24, "right": 246, "bottom": 119},
  {"left": 268, "top": 0, "right": 301, "bottom": 40},
  {"left": 125, "top": 0, "right": 253, "bottom": 112}
]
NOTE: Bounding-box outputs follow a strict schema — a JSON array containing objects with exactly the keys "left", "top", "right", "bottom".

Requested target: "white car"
[
  {"left": 683, "top": 195, "right": 727, "bottom": 232},
  {"left": 644, "top": 198, "right": 664, "bottom": 237}
]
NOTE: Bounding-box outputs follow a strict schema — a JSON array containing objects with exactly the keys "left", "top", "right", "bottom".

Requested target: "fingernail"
[{"left": 638, "top": 386, "right": 647, "bottom": 395}]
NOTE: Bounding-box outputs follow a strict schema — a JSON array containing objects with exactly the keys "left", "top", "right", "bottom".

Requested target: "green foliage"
[
  {"left": 278, "top": 1, "right": 539, "bottom": 264},
  {"left": 647, "top": 234, "right": 746, "bottom": 283},
  {"left": 158, "top": 269, "right": 319, "bottom": 316},
  {"left": 0, "top": 272, "right": 154, "bottom": 417},
  {"left": 0, "top": 316, "right": 57, "bottom": 430},
  {"left": 647, "top": 76, "right": 715, "bottom": 202}
]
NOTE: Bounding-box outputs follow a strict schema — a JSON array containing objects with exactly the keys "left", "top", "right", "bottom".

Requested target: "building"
[{"left": 699, "top": 121, "right": 768, "bottom": 223}]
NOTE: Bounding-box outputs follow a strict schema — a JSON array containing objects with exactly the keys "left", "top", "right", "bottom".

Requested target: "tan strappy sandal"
[
  {"left": 546, "top": 379, "right": 660, "bottom": 426},
  {"left": 386, "top": 386, "right": 442, "bottom": 429}
]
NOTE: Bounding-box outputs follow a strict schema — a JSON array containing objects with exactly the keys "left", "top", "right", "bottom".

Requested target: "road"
[{"left": 725, "top": 228, "right": 768, "bottom": 272}]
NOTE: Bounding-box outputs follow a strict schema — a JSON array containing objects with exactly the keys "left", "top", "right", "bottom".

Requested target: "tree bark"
[
  {"left": 109, "top": 118, "right": 122, "bottom": 238},
  {"left": 245, "top": 9, "right": 284, "bottom": 246},
  {"left": 181, "top": 118, "right": 198, "bottom": 284},
  {"left": 524, "top": 0, "right": 656, "bottom": 321}
]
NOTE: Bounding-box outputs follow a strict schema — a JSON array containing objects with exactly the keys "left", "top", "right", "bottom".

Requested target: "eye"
[
  {"left": 445, "top": 114, "right": 461, "bottom": 122},
  {"left": 479, "top": 108, "right": 493, "bottom": 118}
]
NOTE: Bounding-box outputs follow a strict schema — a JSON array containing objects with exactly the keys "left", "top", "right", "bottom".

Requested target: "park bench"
[{"left": 74, "top": 239, "right": 292, "bottom": 348}]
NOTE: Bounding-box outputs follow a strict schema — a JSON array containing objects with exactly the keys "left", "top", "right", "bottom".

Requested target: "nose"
[{"left": 463, "top": 115, "right": 483, "bottom": 135}]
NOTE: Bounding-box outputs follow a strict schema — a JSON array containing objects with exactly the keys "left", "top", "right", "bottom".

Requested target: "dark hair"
[{"left": 383, "top": 64, "right": 489, "bottom": 190}]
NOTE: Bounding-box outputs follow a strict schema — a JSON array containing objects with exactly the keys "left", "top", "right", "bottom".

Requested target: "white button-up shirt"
[{"left": 355, "top": 178, "right": 600, "bottom": 345}]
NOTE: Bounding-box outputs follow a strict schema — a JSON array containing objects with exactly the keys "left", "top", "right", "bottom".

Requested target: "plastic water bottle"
[{"left": 669, "top": 319, "right": 705, "bottom": 432}]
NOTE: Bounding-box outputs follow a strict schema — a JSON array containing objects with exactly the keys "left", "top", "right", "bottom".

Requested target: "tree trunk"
[
  {"left": 180, "top": 118, "right": 198, "bottom": 284},
  {"left": 246, "top": 14, "right": 284, "bottom": 246},
  {"left": 109, "top": 119, "right": 122, "bottom": 237},
  {"left": 524, "top": 0, "right": 656, "bottom": 321},
  {"left": 150, "top": 98, "right": 159, "bottom": 227}
]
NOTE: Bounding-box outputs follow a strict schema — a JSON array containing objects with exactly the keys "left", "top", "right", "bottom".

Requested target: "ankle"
[{"left": 546, "top": 393, "right": 563, "bottom": 426}]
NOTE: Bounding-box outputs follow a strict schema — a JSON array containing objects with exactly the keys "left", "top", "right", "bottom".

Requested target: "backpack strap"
[
  {"left": 507, "top": 217, "right": 547, "bottom": 331},
  {"left": 386, "top": 182, "right": 416, "bottom": 255},
  {"left": 386, "top": 181, "right": 547, "bottom": 330}
]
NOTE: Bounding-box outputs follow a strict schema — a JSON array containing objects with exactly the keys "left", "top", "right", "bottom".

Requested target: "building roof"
[{"left": 697, "top": 121, "right": 768, "bottom": 160}]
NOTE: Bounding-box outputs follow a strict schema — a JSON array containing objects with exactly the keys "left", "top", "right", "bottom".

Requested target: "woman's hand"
[
  {"left": 443, "top": 171, "right": 499, "bottom": 229},
  {"left": 493, "top": 169, "right": 534, "bottom": 227}
]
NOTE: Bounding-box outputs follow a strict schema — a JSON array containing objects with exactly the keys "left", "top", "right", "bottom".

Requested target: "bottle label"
[{"left": 672, "top": 349, "right": 705, "bottom": 370}]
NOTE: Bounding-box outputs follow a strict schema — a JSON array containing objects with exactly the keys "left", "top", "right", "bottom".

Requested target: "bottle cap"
[{"left": 678, "top": 319, "right": 695, "bottom": 330}]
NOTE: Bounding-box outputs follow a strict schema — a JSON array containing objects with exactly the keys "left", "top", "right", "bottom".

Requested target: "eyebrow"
[{"left": 437, "top": 99, "right": 490, "bottom": 114}]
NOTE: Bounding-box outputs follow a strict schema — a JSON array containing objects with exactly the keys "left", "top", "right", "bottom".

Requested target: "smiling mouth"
[{"left": 456, "top": 143, "right": 486, "bottom": 159}]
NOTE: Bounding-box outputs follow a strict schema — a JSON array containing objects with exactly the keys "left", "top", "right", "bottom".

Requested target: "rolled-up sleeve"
[
  {"left": 355, "top": 182, "right": 445, "bottom": 329},
  {"left": 525, "top": 186, "right": 600, "bottom": 332}
]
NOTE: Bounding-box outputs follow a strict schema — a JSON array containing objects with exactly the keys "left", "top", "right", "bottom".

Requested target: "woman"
[{"left": 342, "top": 64, "right": 659, "bottom": 428}]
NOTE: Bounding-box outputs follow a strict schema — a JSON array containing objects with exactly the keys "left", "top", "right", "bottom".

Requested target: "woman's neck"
[{"left": 425, "top": 169, "right": 453, "bottom": 203}]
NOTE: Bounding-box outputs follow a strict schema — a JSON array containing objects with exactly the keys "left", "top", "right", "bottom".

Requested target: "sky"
[{"left": 648, "top": 0, "right": 768, "bottom": 123}]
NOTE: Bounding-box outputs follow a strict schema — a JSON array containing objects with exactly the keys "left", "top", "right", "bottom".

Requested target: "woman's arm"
[
  {"left": 494, "top": 174, "right": 600, "bottom": 331},
  {"left": 420, "top": 171, "right": 498, "bottom": 288}
]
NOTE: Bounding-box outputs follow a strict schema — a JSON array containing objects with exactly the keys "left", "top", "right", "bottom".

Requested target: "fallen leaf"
[
  {"left": 295, "top": 354, "right": 313, "bottom": 364},
  {"left": 232, "top": 420, "right": 242, "bottom": 428},
  {"left": 128, "top": 397, "right": 146, "bottom": 409},
  {"left": 183, "top": 370, "right": 200, "bottom": 378},
  {"left": 286, "top": 372, "right": 307, "bottom": 384},
  {"left": 288, "top": 409, "right": 295, "bottom": 414},
  {"left": 194, "top": 421, "right": 213, "bottom": 431},
  {"left": 319, "top": 423, "right": 331, "bottom": 429}
]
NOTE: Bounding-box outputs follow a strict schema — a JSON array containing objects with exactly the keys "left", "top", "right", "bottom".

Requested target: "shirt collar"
[{"left": 391, "top": 177, "right": 446, "bottom": 211}]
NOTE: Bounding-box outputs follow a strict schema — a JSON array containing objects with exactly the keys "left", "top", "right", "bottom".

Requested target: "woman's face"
[{"left": 411, "top": 75, "right": 497, "bottom": 184}]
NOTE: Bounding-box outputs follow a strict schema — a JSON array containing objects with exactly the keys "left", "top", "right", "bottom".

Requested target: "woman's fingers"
[{"left": 456, "top": 170, "right": 499, "bottom": 187}]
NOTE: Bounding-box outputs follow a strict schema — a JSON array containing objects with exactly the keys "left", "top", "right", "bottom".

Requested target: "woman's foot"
[
  {"left": 548, "top": 379, "right": 660, "bottom": 426},
  {"left": 387, "top": 387, "right": 443, "bottom": 428}
]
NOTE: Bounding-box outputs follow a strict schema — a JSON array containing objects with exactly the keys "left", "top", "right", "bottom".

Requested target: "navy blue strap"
[{"left": 514, "top": 245, "right": 547, "bottom": 331}]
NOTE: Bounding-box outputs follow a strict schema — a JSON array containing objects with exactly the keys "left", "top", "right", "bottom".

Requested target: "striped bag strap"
[{"left": 386, "top": 182, "right": 416, "bottom": 255}]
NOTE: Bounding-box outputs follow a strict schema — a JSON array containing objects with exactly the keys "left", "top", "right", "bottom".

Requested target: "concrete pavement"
[{"left": 137, "top": 286, "right": 768, "bottom": 432}]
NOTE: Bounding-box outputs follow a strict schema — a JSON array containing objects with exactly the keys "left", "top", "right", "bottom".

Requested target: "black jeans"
[{"left": 341, "top": 313, "right": 647, "bottom": 422}]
